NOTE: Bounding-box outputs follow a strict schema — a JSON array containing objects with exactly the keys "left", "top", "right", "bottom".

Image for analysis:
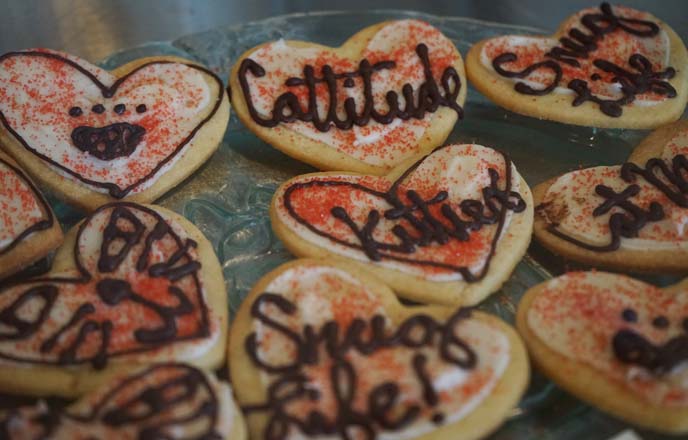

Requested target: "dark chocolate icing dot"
[
  {"left": 621, "top": 308, "right": 637, "bottom": 323},
  {"left": 591, "top": 73, "right": 601, "bottom": 81},
  {"left": 114, "top": 104, "right": 126, "bottom": 114},
  {"left": 69, "top": 106, "right": 83, "bottom": 117},
  {"left": 92, "top": 104, "right": 105, "bottom": 114},
  {"left": 432, "top": 413, "right": 445, "bottom": 424},
  {"left": 136, "top": 104, "right": 147, "bottom": 113},
  {"left": 652, "top": 316, "right": 669, "bottom": 329},
  {"left": 343, "top": 78, "right": 355, "bottom": 88},
  {"left": 0, "top": 51, "right": 224, "bottom": 199}
]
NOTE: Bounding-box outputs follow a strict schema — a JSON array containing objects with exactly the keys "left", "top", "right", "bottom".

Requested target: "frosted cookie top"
[
  {"left": 480, "top": 3, "right": 676, "bottom": 117},
  {"left": 0, "top": 156, "right": 53, "bottom": 253},
  {"left": 528, "top": 272, "right": 688, "bottom": 407},
  {"left": 0, "top": 203, "right": 221, "bottom": 369},
  {"left": 237, "top": 20, "right": 463, "bottom": 167},
  {"left": 274, "top": 144, "right": 527, "bottom": 282},
  {"left": 0, "top": 363, "right": 238, "bottom": 439},
  {"left": 244, "top": 262, "right": 511, "bottom": 439},
  {"left": 540, "top": 127, "right": 688, "bottom": 252},
  {"left": 0, "top": 49, "right": 224, "bottom": 198}
]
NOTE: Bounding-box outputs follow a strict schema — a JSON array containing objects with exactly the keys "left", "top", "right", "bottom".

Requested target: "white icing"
[
  {"left": 542, "top": 129, "right": 688, "bottom": 251},
  {"left": 527, "top": 272, "right": 688, "bottom": 407},
  {"left": 275, "top": 144, "right": 521, "bottom": 282},
  {"left": 0, "top": 205, "right": 219, "bottom": 366},
  {"left": 0, "top": 49, "right": 216, "bottom": 196},
  {"left": 3, "top": 364, "right": 236, "bottom": 438},
  {"left": 253, "top": 263, "right": 510, "bottom": 439},
  {"left": 480, "top": 5, "right": 671, "bottom": 106},
  {"left": 353, "top": 118, "right": 402, "bottom": 147},
  {"left": 0, "top": 160, "right": 45, "bottom": 251},
  {"left": 244, "top": 19, "right": 459, "bottom": 167}
]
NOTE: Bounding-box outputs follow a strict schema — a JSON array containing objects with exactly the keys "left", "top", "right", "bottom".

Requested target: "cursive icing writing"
[
  {"left": 243, "top": 293, "right": 476, "bottom": 439},
  {"left": 0, "top": 364, "right": 222, "bottom": 439},
  {"left": 0, "top": 203, "right": 210, "bottom": 369},
  {"left": 283, "top": 148, "right": 526, "bottom": 282},
  {"left": 238, "top": 43, "right": 463, "bottom": 132},
  {"left": 567, "top": 54, "right": 676, "bottom": 117},
  {"left": 491, "top": 3, "right": 676, "bottom": 117},
  {"left": 542, "top": 154, "right": 688, "bottom": 251}
]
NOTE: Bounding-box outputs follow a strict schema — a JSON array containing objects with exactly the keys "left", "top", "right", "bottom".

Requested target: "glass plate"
[{"left": 14, "top": 10, "right": 685, "bottom": 440}]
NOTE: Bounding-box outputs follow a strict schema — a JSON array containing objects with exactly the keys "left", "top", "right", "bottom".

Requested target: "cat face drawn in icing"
[
  {"left": 613, "top": 307, "right": 688, "bottom": 376},
  {"left": 525, "top": 272, "right": 688, "bottom": 407},
  {"left": 0, "top": 50, "right": 224, "bottom": 198}
]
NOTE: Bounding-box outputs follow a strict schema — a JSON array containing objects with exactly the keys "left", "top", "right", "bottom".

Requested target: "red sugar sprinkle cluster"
[
  {"left": 0, "top": 55, "right": 210, "bottom": 191},
  {"left": 0, "top": 162, "right": 43, "bottom": 243}
]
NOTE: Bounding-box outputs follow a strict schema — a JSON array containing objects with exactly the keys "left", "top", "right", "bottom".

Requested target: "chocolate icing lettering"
[
  {"left": 490, "top": 3, "right": 676, "bottom": 117},
  {"left": 0, "top": 203, "right": 210, "bottom": 369},
  {"left": 243, "top": 292, "right": 477, "bottom": 439},
  {"left": 283, "top": 147, "right": 526, "bottom": 281},
  {"left": 239, "top": 44, "right": 463, "bottom": 132}
]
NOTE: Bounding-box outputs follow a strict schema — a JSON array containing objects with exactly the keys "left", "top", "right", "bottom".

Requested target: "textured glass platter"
[{"left": 9, "top": 9, "right": 684, "bottom": 440}]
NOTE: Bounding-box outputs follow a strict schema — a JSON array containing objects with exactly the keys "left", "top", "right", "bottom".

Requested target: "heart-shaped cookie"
[
  {"left": 229, "top": 259, "right": 528, "bottom": 440},
  {"left": 229, "top": 19, "right": 466, "bottom": 175},
  {"left": 466, "top": 3, "right": 688, "bottom": 128},
  {"left": 0, "top": 151, "right": 62, "bottom": 279},
  {"left": 518, "top": 271, "right": 688, "bottom": 433},
  {"left": 271, "top": 143, "right": 533, "bottom": 306},
  {"left": 0, "top": 202, "right": 227, "bottom": 397},
  {"left": 0, "top": 363, "right": 246, "bottom": 439},
  {"left": 0, "top": 49, "right": 229, "bottom": 211},
  {"left": 533, "top": 119, "right": 688, "bottom": 272}
]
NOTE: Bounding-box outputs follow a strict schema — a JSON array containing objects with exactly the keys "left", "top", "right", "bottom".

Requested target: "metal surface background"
[{"left": 1, "top": 0, "right": 686, "bottom": 61}]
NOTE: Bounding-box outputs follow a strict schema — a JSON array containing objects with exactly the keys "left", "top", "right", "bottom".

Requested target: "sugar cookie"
[
  {"left": 230, "top": 259, "right": 529, "bottom": 440},
  {"left": 229, "top": 19, "right": 466, "bottom": 174},
  {"left": 0, "top": 49, "right": 229, "bottom": 211},
  {"left": 466, "top": 3, "right": 688, "bottom": 128},
  {"left": 271, "top": 143, "right": 533, "bottom": 306}
]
